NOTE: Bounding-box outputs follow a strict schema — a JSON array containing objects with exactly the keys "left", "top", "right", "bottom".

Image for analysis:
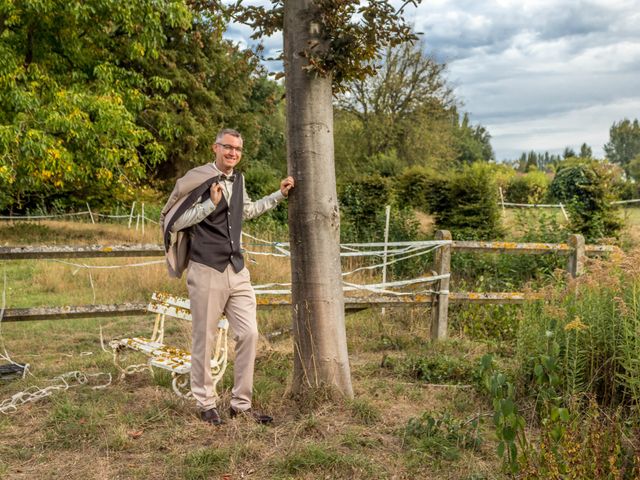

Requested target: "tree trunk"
[{"left": 284, "top": 0, "right": 353, "bottom": 398}]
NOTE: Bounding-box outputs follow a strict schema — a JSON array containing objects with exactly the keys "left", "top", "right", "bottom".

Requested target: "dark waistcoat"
[{"left": 189, "top": 174, "right": 244, "bottom": 273}]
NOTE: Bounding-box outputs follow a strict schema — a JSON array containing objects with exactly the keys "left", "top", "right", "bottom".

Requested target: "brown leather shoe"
[
  {"left": 229, "top": 407, "right": 273, "bottom": 424},
  {"left": 200, "top": 408, "right": 223, "bottom": 425}
]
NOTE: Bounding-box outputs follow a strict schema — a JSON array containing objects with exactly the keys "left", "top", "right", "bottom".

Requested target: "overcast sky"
[{"left": 226, "top": 0, "right": 640, "bottom": 161}]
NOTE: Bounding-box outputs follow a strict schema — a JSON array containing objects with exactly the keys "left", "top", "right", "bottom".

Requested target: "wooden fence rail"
[{"left": 0, "top": 233, "right": 617, "bottom": 339}]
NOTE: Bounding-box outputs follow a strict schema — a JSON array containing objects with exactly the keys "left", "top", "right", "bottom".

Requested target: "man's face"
[{"left": 213, "top": 134, "right": 243, "bottom": 173}]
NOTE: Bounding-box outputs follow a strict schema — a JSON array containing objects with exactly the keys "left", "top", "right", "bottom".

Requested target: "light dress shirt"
[{"left": 171, "top": 163, "right": 284, "bottom": 233}]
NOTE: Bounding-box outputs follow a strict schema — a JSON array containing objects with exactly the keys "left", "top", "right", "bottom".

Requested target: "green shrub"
[
  {"left": 505, "top": 170, "right": 550, "bottom": 204},
  {"left": 431, "top": 163, "right": 504, "bottom": 240},
  {"left": 401, "top": 411, "right": 483, "bottom": 461},
  {"left": 382, "top": 352, "right": 477, "bottom": 385},
  {"left": 548, "top": 160, "right": 623, "bottom": 241},
  {"left": 396, "top": 165, "right": 443, "bottom": 212},
  {"left": 338, "top": 174, "right": 420, "bottom": 244}
]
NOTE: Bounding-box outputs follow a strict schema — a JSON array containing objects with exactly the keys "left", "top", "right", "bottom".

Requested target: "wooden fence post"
[
  {"left": 567, "top": 234, "right": 585, "bottom": 278},
  {"left": 431, "top": 230, "right": 452, "bottom": 340}
]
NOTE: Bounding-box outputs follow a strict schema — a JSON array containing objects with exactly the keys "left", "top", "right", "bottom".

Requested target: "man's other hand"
[
  {"left": 280, "top": 176, "right": 295, "bottom": 197},
  {"left": 210, "top": 182, "right": 223, "bottom": 207}
]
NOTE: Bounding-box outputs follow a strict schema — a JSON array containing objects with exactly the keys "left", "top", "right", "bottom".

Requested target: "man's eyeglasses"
[{"left": 216, "top": 143, "right": 243, "bottom": 153}]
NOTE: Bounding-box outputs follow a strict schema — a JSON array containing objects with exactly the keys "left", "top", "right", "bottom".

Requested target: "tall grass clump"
[
  {"left": 510, "top": 251, "right": 640, "bottom": 477},
  {"left": 517, "top": 252, "right": 640, "bottom": 410}
]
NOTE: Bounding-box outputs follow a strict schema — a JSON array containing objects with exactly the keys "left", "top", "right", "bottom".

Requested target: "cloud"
[
  {"left": 224, "top": 0, "right": 640, "bottom": 161},
  {"left": 406, "top": 0, "right": 640, "bottom": 159}
]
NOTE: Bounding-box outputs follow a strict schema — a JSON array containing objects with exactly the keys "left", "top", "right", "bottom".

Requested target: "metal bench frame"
[{"left": 109, "top": 292, "right": 229, "bottom": 398}]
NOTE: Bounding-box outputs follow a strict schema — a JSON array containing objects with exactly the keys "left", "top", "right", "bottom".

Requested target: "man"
[{"left": 160, "top": 128, "right": 294, "bottom": 425}]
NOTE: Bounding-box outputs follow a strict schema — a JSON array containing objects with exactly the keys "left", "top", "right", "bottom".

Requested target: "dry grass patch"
[{"left": 0, "top": 219, "right": 162, "bottom": 246}]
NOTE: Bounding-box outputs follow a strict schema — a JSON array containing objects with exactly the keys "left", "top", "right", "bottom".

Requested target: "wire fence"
[
  {"left": 498, "top": 187, "right": 640, "bottom": 221},
  {"left": 0, "top": 201, "right": 158, "bottom": 228}
]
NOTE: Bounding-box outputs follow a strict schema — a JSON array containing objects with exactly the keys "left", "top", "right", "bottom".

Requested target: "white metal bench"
[{"left": 109, "top": 292, "right": 229, "bottom": 398}]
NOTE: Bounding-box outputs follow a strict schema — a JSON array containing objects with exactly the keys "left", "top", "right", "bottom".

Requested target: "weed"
[
  {"left": 520, "top": 401, "right": 640, "bottom": 479},
  {"left": 348, "top": 398, "right": 381, "bottom": 425},
  {"left": 401, "top": 411, "right": 483, "bottom": 462},
  {"left": 383, "top": 351, "right": 477, "bottom": 385},
  {"left": 274, "top": 443, "right": 382, "bottom": 478},
  {"left": 183, "top": 447, "right": 231, "bottom": 480},
  {"left": 479, "top": 354, "right": 527, "bottom": 474}
]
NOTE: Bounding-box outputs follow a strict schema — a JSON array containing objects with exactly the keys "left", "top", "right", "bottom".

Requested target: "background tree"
[
  {"left": 454, "top": 112, "right": 494, "bottom": 164},
  {"left": 627, "top": 154, "right": 640, "bottom": 182},
  {"left": 579, "top": 142, "right": 593, "bottom": 159},
  {"left": 333, "top": 40, "right": 492, "bottom": 175},
  {"left": 512, "top": 150, "right": 563, "bottom": 173},
  {"left": 0, "top": 0, "right": 192, "bottom": 212},
  {"left": 335, "top": 40, "right": 454, "bottom": 166},
  {"left": 0, "top": 0, "right": 286, "bottom": 213},
  {"left": 134, "top": 1, "right": 286, "bottom": 183},
  {"left": 604, "top": 118, "right": 640, "bottom": 178},
  {"left": 563, "top": 147, "right": 577, "bottom": 159}
]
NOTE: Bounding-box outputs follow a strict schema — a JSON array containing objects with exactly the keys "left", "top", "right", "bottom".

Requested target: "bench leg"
[{"left": 171, "top": 373, "right": 193, "bottom": 398}]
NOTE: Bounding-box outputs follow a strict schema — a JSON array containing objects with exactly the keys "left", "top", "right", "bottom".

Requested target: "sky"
[{"left": 225, "top": 0, "right": 640, "bottom": 161}]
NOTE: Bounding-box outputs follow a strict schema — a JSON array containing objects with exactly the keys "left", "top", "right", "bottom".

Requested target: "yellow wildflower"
[{"left": 564, "top": 316, "right": 588, "bottom": 332}]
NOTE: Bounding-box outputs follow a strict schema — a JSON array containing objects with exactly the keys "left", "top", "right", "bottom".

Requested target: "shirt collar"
[{"left": 212, "top": 163, "right": 234, "bottom": 178}]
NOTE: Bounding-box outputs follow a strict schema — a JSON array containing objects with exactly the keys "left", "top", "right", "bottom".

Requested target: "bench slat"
[
  {"left": 147, "top": 302, "right": 192, "bottom": 321},
  {"left": 110, "top": 337, "right": 220, "bottom": 375},
  {"left": 151, "top": 292, "right": 190, "bottom": 309}
]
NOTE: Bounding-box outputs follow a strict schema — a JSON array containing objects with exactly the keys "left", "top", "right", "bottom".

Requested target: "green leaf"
[{"left": 502, "top": 426, "right": 516, "bottom": 442}]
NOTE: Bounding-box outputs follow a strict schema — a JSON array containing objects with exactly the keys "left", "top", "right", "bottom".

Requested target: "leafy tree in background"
[
  {"left": 549, "top": 159, "right": 623, "bottom": 241},
  {"left": 335, "top": 40, "right": 454, "bottom": 164},
  {"left": 513, "top": 151, "right": 562, "bottom": 173},
  {"left": 604, "top": 118, "right": 640, "bottom": 178},
  {"left": 333, "top": 40, "right": 492, "bottom": 175},
  {"left": 0, "top": 0, "right": 192, "bottom": 212},
  {"left": 626, "top": 153, "right": 640, "bottom": 182},
  {"left": 454, "top": 112, "right": 494, "bottom": 164},
  {"left": 0, "top": 0, "right": 286, "bottom": 212},
  {"left": 579, "top": 142, "right": 593, "bottom": 158},
  {"left": 135, "top": 2, "right": 286, "bottom": 182}
]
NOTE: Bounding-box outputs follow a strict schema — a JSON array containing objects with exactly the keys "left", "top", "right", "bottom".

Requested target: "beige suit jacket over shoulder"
[{"left": 160, "top": 164, "right": 218, "bottom": 278}]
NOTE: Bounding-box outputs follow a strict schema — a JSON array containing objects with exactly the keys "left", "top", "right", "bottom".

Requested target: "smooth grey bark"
[{"left": 283, "top": 0, "right": 354, "bottom": 398}]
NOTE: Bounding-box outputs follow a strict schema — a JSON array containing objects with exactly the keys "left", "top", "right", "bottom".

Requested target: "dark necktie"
[{"left": 219, "top": 174, "right": 235, "bottom": 183}]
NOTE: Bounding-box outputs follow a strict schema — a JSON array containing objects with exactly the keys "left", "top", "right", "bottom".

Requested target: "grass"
[{"left": 0, "top": 305, "right": 503, "bottom": 479}]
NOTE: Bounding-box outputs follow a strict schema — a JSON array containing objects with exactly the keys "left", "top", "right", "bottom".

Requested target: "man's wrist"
[{"left": 203, "top": 198, "right": 217, "bottom": 211}]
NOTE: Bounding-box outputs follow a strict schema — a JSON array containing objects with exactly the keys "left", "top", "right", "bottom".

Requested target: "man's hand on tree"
[{"left": 280, "top": 176, "right": 295, "bottom": 197}]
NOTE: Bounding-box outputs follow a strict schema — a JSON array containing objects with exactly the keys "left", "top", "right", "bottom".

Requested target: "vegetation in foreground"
[{"left": 1, "top": 216, "right": 640, "bottom": 478}]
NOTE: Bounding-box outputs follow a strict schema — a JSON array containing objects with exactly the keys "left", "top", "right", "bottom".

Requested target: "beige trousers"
[{"left": 187, "top": 261, "right": 258, "bottom": 412}]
